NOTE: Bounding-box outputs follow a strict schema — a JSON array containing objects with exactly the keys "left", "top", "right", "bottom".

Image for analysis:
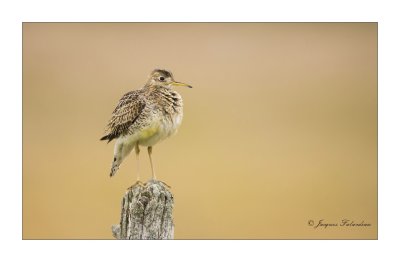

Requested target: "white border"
[{"left": 1, "top": 0, "right": 400, "bottom": 261}]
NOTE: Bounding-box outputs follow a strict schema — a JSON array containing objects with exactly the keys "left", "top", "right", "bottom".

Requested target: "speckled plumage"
[{"left": 101, "top": 69, "right": 191, "bottom": 178}]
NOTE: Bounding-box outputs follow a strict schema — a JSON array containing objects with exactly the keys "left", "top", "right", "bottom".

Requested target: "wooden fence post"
[{"left": 112, "top": 180, "right": 174, "bottom": 239}]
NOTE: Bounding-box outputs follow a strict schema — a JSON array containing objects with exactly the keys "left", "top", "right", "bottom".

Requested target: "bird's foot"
[
  {"left": 147, "top": 179, "right": 171, "bottom": 189},
  {"left": 127, "top": 180, "right": 145, "bottom": 190}
]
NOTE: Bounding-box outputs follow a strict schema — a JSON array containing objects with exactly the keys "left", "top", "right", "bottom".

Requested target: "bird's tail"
[
  {"left": 110, "top": 156, "right": 120, "bottom": 177},
  {"left": 100, "top": 134, "right": 115, "bottom": 143}
]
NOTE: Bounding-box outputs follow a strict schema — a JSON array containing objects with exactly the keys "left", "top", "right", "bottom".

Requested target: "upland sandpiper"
[{"left": 100, "top": 69, "right": 192, "bottom": 184}]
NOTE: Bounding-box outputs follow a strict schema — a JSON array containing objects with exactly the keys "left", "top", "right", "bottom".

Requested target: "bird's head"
[{"left": 146, "top": 69, "right": 192, "bottom": 89}]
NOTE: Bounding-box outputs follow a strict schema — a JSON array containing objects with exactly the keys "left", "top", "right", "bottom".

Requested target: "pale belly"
[{"left": 137, "top": 113, "right": 183, "bottom": 147}]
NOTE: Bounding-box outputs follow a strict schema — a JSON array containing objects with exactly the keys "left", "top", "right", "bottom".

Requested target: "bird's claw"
[
  {"left": 127, "top": 180, "right": 145, "bottom": 190},
  {"left": 149, "top": 179, "right": 171, "bottom": 189}
]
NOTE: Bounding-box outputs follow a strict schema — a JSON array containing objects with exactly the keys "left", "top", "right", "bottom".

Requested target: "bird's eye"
[{"left": 159, "top": 76, "right": 165, "bottom": 81}]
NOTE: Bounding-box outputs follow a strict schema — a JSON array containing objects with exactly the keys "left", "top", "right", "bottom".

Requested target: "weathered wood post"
[{"left": 112, "top": 180, "right": 174, "bottom": 239}]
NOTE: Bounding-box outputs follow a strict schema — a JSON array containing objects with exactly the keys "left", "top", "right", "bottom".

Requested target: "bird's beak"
[{"left": 170, "top": 81, "right": 192, "bottom": 88}]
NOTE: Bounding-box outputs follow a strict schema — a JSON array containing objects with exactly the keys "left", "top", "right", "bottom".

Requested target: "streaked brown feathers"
[{"left": 100, "top": 90, "right": 145, "bottom": 142}]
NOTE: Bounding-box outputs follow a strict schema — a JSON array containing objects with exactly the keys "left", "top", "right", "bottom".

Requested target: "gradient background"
[{"left": 23, "top": 23, "right": 377, "bottom": 239}]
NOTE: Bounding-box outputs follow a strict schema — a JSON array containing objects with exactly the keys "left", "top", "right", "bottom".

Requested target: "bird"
[{"left": 100, "top": 69, "right": 192, "bottom": 186}]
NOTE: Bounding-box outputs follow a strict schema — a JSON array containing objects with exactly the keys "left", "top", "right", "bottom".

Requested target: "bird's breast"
[
  {"left": 161, "top": 109, "right": 183, "bottom": 137},
  {"left": 137, "top": 109, "right": 183, "bottom": 147}
]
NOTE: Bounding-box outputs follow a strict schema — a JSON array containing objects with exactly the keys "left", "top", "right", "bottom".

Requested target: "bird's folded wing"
[{"left": 101, "top": 91, "right": 146, "bottom": 142}]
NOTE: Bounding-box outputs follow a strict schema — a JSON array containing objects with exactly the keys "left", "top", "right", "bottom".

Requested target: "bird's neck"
[{"left": 144, "top": 85, "right": 172, "bottom": 94}]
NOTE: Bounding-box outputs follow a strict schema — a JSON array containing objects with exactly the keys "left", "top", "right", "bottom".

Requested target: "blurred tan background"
[{"left": 23, "top": 23, "right": 377, "bottom": 239}]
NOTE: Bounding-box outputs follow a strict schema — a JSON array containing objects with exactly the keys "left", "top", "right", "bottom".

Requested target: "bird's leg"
[
  {"left": 135, "top": 143, "right": 145, "bottom": 186},
  {"left": 128, "top": 143, "right": 144, "bottom": 189},
  {"left": 148, "top": 146, "right": 171, "bottom": 188},
  {"left": 135, "top": 143, "right": 141, "bottom": 182},
  {"left": 148, "top": 146, "right": 156, "bottom": 181}
]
